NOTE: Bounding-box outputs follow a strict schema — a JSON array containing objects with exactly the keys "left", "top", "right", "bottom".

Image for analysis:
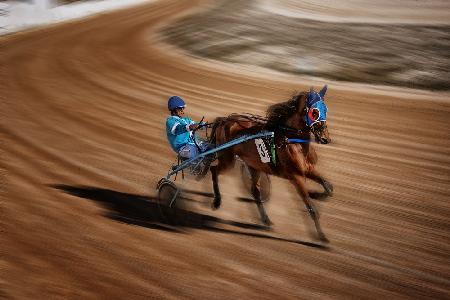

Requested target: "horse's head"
[
  {"left": 266, "top": 86, "right": 331, "bottom": 144},
  {"left": 305, "top": 85, "right": 331, "bottom": 144}
]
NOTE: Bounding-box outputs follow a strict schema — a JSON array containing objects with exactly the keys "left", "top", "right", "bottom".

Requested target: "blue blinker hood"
[{"left": 305, "top": 85, "right": 328, "bottom": 127}]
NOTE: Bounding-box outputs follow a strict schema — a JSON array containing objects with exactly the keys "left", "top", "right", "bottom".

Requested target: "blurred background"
[
  {"left": 161, "top": 0, "right": 450, "bottom": 90},
  {"left": 3, "top": 0, "right": 450, "bottom": 90},
  {"left": 1, "top": 0, "right": 149, "bottom": 35}
]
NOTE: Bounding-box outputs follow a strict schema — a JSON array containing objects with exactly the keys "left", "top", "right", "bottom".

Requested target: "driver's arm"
[{"left": 188, "top": 123, "right": 200, "bottom": 131}]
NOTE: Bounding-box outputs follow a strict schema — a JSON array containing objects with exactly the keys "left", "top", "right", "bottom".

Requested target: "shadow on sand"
[{"left": 51, "top": 184, "right": 327, "bottom": 249}]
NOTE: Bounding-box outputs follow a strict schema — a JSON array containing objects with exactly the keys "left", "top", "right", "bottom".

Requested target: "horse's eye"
[
  {"left": 308, "top": 108, "right": 320, "bottom": 121},
  {"left": 312, "top": 110, "right": 319, "bottom": 119}
]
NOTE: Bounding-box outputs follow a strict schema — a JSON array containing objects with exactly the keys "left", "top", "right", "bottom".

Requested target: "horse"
[{"left": 207, "top": 86, "right": 333, "bottom": 242}]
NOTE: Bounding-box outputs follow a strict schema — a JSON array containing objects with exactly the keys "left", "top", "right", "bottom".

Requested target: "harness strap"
[
  {"left": 271, "top": 134, "right": 276, "bottom": 166},
  {"left": 287, "top": 138, "right": 310, "bottom": 144}
]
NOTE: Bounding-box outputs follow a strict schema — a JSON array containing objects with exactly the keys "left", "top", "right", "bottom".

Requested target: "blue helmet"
[{"left": 168, "top": 96, "right": 186, "bottom": 111}]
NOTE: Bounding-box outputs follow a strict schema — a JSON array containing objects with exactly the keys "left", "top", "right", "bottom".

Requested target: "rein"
[
  {"left": 192, "top": 119, "right": 213, "bottom": 152},
  {"left": 209, "top": 113, "right": 313, "bottom": 148},
  {"left": 229, "top": 113, "right": 309, "bottom": 136},
  {"left": 276, "top": 125, "right": 308, "bottom": 136}
]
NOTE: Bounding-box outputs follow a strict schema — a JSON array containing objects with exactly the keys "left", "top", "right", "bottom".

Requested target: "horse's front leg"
[
  {"left": 210, "top": 165, "right": 221, "bottom": 210},
  {"left": 291, "top": 174, "right": 329, "bottom": 243},
  {"left": 248, "top": 167, "right": 272, "bottom": 226},
  {"left": 306, "top": 169, "right": 333, "bottom": 199}
]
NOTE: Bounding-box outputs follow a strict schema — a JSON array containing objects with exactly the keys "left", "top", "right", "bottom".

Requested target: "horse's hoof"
[
  {"left": 309, "top": 192, "right": 328, "bottom": 200},
  {"left": 319, "top": 235, "right": 330, "bottom": 244},
  {"left": 212, "top": 198, "right": 221, "bottom": 210},
  {"left": 308, "top": 206, "right": 319, "bottom": 219},
  {"left": 263, "top": 218, "right": 273, "bottom": 227},
  {"left": 323, "top": 181, "right": 334, "bottom": 196}
]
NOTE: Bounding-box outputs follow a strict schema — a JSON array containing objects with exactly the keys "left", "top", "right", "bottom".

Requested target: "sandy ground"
[{"left": 2, "top": 0, "right": 450, "bottom": 298}]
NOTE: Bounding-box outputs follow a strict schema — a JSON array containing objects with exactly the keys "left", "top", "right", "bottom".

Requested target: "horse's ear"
[
  {"left": 319, "top": 85, "right": 328, "bottom": 98},
  {"left": 297, "top": 93, "right": 307, "bottom": 112}
]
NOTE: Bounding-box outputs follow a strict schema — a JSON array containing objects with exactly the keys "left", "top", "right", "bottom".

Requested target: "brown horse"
[{"left": 208, "top": 86, "right": 333, "bottom": 242}]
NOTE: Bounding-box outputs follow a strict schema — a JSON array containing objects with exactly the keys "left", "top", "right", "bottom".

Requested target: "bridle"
[{"left": 304, "top": 91, "right": 328, "bottom": 141}]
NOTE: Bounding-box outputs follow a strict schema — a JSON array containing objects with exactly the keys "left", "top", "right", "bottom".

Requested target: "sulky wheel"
[
  {"left": 156, "top": 178, "right": 185, "bottom": 225},
  {"left": 240, "top": 163, "right": 271, "bottom": 203}
]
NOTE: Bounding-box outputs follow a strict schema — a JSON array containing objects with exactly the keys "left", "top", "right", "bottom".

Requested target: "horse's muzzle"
[
  {"left": 319, "top": 138, "right": 329, "bottom": 144},
  {"left": 314, "top": 135, "right": 330, "bottom": 144},
  {"left": 312, "top": 122, "right": 330, "bottom": 144}
]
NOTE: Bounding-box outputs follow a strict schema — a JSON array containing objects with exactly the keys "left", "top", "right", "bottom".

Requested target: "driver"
[{"left": 166, "top": 95, "right": 209, "bottom": 160}]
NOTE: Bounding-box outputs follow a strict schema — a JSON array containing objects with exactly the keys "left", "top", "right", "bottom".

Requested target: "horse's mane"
[
  {"left": 209, "top": 92, "right": 308, "bottom": 144},
  {"left": 265, "top": 91, "right": 307, "bottom": 129}
]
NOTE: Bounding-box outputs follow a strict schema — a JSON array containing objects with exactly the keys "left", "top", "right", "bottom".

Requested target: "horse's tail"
[{"left": 209, "top": 117, "right": 227, "bottom": 145}]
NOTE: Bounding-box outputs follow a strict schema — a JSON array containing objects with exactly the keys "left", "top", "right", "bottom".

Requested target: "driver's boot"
[{"left": 195, "top": 155, "right": 215, "bottom": 181}]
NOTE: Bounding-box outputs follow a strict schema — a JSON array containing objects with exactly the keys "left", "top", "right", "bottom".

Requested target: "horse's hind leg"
[
  {"left": 209, "top": 150, "right": 236, "bottom": 210},
  {"left": 291, "top": 174, "right": 329, "bottom": 243},
  {"left": 306, "top": 169, "right": 333, "bottom": 199},
  {"left": 210, "top": 165, "right": 221, "bottom": 210},
  {"left": 248, "top": 167, "right": 273, "bottom": 226}
]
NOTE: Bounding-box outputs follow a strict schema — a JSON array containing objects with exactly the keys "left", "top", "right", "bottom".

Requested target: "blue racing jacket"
[{"left": 166, "top": 116, "right": 196, "bottom": 152}]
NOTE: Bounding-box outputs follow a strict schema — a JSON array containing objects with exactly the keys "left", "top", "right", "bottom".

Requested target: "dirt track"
[{"left": 2, "top": 0, "right": 450, "bottom": 299}]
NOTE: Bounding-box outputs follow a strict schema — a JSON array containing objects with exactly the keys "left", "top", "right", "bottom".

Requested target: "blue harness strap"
[
  {"left": 287, "top": 138, "right": 310, "bottom": 143},
  {"left": 167, "top": 131, "right": 274, "bottom": 178}
]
